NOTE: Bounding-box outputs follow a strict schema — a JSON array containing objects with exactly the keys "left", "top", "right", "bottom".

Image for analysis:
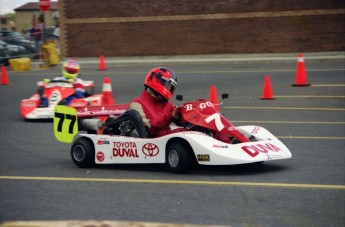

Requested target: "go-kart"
[
  {"left": 53, "top": 94, "right": 292, "bottom": 174},
  {"left": 20, "top": 78, "right": 113, "bottom": 120}
]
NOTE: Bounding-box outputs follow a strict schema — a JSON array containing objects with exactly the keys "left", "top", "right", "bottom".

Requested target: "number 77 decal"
[{"left": 54, "top": 106, "right": 78, "bottom": 143}]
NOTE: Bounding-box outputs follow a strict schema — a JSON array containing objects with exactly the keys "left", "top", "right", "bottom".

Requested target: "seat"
[{"left": 104, "top": 109, "right": 148, "bottom": 138}]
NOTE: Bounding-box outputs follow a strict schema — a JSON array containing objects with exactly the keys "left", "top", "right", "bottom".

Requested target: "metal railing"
[{"left": 0, "top": 30, "right": 53, "bottom": 65}]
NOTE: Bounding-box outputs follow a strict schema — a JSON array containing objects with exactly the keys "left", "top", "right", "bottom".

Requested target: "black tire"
[
  {"left": 166, "top": 142, "right": 193, "bottom": 174},
  {"left": 71, "top": 137, "right": 95, "bottom": 168}
]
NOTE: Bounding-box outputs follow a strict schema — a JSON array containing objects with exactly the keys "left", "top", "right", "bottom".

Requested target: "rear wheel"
[
  {"left": 166, "top": 142, "right": 193, "bottom": 174},
  {"left": 71, "top": 137, "right": 95, "bottom": 168}
]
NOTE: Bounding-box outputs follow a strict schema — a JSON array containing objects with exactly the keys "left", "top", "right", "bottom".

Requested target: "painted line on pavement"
[
  {"left": 232, "top": 120, "right": 345, "bottom": 124},
  {"left": 73, "top": 68, "right": 345, "bottom": 75},
  {"left": 224, "top": 106, "right": 345, "bottom": 111},
  {"left": 0, "top": 176, "right": 344, "bottom": 190},
  {"left": 0, "top": 220, "right": 211, "bottom": 227},
  {"left": 277, "top": 136, "right": 345, "bottom": 140},
  {"left": 311, "top": 84, "right": 345, "bottom": 87},
  {"left": 176, "top": 68, "right": 345, "bottom": 73},
  {"left": 16, "top": 67, "right": 345, "bottom": 75},
  {"left": 274, "top": 95, "right": 345, "bottom": 98}
]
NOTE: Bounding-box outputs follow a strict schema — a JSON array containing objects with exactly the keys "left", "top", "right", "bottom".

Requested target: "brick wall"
[{"left": 59, "top": 0, "right": 345, "bottom": 57}]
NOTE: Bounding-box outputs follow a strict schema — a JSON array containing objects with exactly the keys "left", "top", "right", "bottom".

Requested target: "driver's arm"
[{"left": 129, "top": 102, "right": 151, "bottom": 129}]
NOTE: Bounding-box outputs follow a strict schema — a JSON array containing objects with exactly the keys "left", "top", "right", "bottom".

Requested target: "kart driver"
[
  {"left": 129, "top": 67, "right": 232, "bottom": 142},
  {"left": 40, "top": 59, "right": 85, "bottom": 106},
  {"left": 106, "top": 67, "right": 230, "bottom": 142},
  {"left": 128, "top": 67, "right": 181, "bottom": 138}
]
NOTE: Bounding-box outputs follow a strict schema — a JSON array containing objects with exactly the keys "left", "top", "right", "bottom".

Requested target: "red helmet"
[
  {"left": 62, "top": 59, "right": 80, "bottom": 79},
  {"left": 144, "top": 67, "right": 177, "bottom": 100}
]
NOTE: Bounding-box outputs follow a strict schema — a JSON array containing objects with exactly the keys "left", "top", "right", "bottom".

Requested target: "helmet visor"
[
  {"left": 65, "top": 67, "right": 79, "bottom": 74},
  {"left": 154, "top": 74, "right": 177, "bottom": 93}
]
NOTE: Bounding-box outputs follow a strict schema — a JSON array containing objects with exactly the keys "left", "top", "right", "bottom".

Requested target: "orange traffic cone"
[
  {"left": 98, "top": 54, "right": 107, "bottom": 70},
  {"left": 101, "top": 77, "right": 115, "bottom": 105},
  {"left": 292, "top": 53, "right": 310, "bottom": 86},
  {"left": 261, "top": 75, "right": 274, "bottom": 100},
  {"left": 209, "top": 85, "right": 220, "bottom": 111},
  {"left": 1, "top": 66, "right": 9, "bottom": 85}
]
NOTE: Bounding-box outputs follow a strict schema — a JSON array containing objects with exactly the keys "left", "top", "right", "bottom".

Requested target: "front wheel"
[
  {"left": 71, "top": 137, "right": 95, "bottom": 168},
  {"left": 166, "top": 142, "right": 193, "bottom": 174}
]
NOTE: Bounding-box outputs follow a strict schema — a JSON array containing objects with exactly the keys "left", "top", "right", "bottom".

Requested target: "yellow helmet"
[{"left": 62, "top": 59, "right": 80, "bottom": 79}]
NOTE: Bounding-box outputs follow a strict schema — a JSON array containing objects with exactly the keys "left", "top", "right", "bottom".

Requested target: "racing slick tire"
[
  {"left": 71, "top": 137, "right": 95, "bottom": 168},
  {"left": 166, "top": 142, "right": 193, "bottom": 174}
]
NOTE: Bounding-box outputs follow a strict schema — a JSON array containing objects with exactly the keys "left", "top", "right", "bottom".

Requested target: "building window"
[{"left": 1, "top": 18, "right": 8, "bottom": 25}]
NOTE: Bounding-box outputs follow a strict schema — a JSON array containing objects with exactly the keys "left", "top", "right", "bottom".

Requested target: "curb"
[
  {"left": 74, "top": 52, "right": 345, "bottom": 66},
  {"left": 0, "top": 220, "right": 223, "bottom": 227}
]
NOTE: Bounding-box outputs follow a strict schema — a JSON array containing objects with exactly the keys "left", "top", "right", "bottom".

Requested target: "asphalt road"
[{"left": 0, "top": 59, "right": 344, "bottom": 226}]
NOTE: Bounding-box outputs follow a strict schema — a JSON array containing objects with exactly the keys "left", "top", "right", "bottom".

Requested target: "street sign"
[{"left": 39, "top": 0, "right": 51, "bottom": 12}]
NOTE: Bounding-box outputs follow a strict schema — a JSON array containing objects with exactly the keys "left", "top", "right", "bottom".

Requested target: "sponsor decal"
[
  {"left": 46, "top": 83, "right": 73, "bottom": 88},
  {"left": 197, "top": 154, "right": 210, "bottom": 162},
  {"left": 79, "top": 108, "right": 125, "bottom": 116},
  {"left": 112, "top": 142, "right": 139, "bottom": 158},
  {"left": 97, "top": 140, "right": 110, "bottom": 145},
  {"left": 38, "top": 108, "right": 54, "bottom": 112},
  {"left": 97, "top": 151, "right": 105, "bottom": 162},
  {"left": 70, "top": 101, "right": 86, "bottom": 107},
  {"left": 213, "top": 144, "right": 228, "bottom": 148},
  {"left": 142, "top": 143, "right": 159, "bottom": 157},
  {"left": 23, "top": 101, "right": 36, "bottom": 108},
  {"left": 241, "top": 143, "right": 281, "bottom": 157},
  {"left": 251, "top": 126, "right": 261, "bottom": 134},
  {"left": 182, "top": 132, "right": 208, "bottom": 136}
]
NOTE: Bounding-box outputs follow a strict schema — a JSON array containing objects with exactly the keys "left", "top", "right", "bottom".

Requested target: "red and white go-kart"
[
  {"left": 20, "top": 77, "right": 114, "bottom": 120},
  {"left": 53, "top": 94, "right": 292, "bottom": 173}
]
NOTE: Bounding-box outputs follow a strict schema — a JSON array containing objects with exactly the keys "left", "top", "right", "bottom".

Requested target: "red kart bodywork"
[
  {"left": 181, "top": 99, "right": 250, "bottom": 143},
  {"left": 20, "top": 79, "right": 113, "bottom": 120}
]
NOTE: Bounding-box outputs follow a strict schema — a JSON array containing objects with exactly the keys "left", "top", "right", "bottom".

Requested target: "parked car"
[
  {"left": 0, "top": 40, "right": 28, "bottom": 65},
  {"left": 0, "top": 30, "right": 36, "bottom": 57}
]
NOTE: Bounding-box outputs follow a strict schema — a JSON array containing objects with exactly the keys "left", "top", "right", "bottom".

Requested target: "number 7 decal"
[
  {"left": 54, "top": 106, "right": 78, "bottom": 143},
  {"left": 205, "top": 113, "right": 225, "bottom": 131}
]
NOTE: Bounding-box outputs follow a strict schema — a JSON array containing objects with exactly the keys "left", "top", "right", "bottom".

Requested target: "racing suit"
[
  {"left": 129, "top": 90, "right": 179, "bottom": 138},
  {"left": 40, "top": 76, "right": 86, "bottom": 106},
  {"left": 129, "top": 90, "right": 232, "bottom": 143}
]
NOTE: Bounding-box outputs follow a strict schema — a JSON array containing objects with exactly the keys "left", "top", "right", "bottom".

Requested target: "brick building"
[{"left": 58, "top": 0, "right": 345, "bottom": 57}]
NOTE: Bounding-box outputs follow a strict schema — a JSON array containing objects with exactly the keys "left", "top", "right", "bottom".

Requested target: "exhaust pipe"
[{"left": 79, "top": 119, "right": 102, "bottom": 131}]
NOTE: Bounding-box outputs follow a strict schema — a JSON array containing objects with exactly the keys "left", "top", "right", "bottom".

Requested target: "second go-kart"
[
  {"left": 53, "top": 94, "right": 292, "bottom": 174},
  {"left": 20, "top": 77, "right": 114, "bottom": 120}
]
